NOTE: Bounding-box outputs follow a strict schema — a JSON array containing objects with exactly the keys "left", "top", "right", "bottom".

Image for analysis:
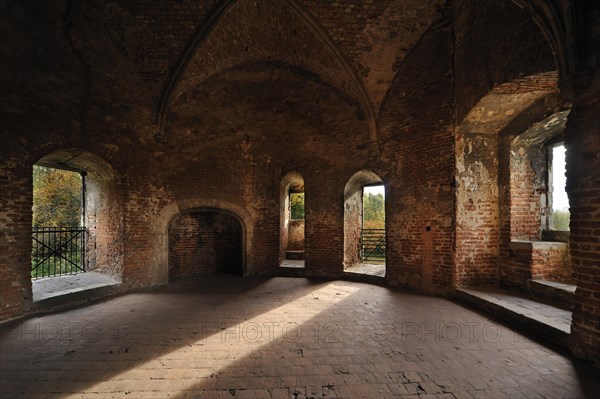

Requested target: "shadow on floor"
[{"left": 2, "top": 274, "right": 598, "bottom": 398}]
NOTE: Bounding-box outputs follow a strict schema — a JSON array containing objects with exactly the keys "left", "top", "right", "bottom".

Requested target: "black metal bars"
[
  {"left": 361, "top": 228, "right": 385, "bottom": 262},
  {"left": 32, "top": 226, "right": 86, "bottom": 279}
]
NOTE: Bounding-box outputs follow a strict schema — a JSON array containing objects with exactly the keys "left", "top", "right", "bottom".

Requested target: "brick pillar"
[
  {"left": 565, "top": 92, "right": 600, "bottom": 365},
  {"left": 0, "top": 160, "right": 33, "bottom": 320}
]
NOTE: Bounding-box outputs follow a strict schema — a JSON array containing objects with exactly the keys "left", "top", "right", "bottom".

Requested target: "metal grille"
[
  {"left": 32, "top": 226, "right": 86, "bottom": 279},
  {"left": 361, "top": 228, "right": 385, "bottom": 262}
]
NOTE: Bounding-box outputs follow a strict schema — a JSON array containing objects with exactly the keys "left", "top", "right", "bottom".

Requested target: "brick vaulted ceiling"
[
  {"left": 158, "top": 0, "right": 447, "bottom": 143},
  {"left": 1, "top": 0, "right": 555, "bottom": 160},
  {"left": 112, "top": 0, "right": 447, "bottom": 113}
]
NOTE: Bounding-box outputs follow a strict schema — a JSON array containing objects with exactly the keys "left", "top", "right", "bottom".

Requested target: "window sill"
[
  {"left": 542, "top": 230, "right": 570, "bottom": 243},
  {"left": 510, "top": 240, "right": 568, "bottom": 251}
]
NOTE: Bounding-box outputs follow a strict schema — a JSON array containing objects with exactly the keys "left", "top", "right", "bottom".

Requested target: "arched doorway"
[
  {"left": 343, "top": 170, "right": 386, "bottom": 277},
  {"left": 31, "top": 148, "right": 124, "bottom": 301},
  {"left": 169, "top": 209, "right": 244, "bottom": 279},
  {"left": 279, "top": 172, "right": 305, "bottom": 268}
]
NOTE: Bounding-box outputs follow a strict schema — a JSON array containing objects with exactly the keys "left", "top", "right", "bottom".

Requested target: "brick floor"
[{"left": 1, "top": 274, "right": 599, "bottom": 398}]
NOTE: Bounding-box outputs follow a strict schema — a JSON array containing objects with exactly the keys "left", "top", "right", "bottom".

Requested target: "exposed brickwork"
[
  {"left": 300, "top": 0, "right": 445, "bottom": 108},
  {"left": 343, "top": 171, "right": 382, "bottom": 270},
  {"left": 122, "top": 174, "right": 173, "bottom": 287},
  {"left": 454, "top": 131, "right": 500, "bottom": 286},
  {"left": 343, "top": 189, "right": 362, "bottom": 269},
  {"left": 378, "top": 17, "right": 454, "bottom": 292},
  {"left": 492, "top": 72, "right": 560, "bottom": 96},
  {"left": 499, "top": 109, "right": 572, "bottom": 290},
  {"left": 171, "top": 0, "right": 364, "bottom": 113},
  {"left": 565, "top": 97, "right": 600, "bottom": 365},
  {"left": 0, "top": 0, "right": 598, "bottom": 366},
  {"left": 508, "top": 142, "right": 544, "bottom": 241},
  {"left": 303, "top": 171, "right": 347, "bottom": 276},
  {"left": 453, "top": 0, "right": 556, "bottom": 122},
  {"left": 116, "top": 0, "right": 221, "bottom": 94},
  {"left": 0, "top": 160, "right": 33, "bottom": 320},
  {"left": 279, "top": 173, "right": 304, "bottom": 263},
  {"left": 169, "top": 211, "right": 243, "bottom": 278},
  {"left": 502, "top": 241, "right": 571, "bottom": 290},
  {"left": 287, "top": 220, "right": 305, "bottom": 252},
  {"left": 455, "top": 74, "right": 564, "bottom": 289},
  {"left": 531, "top": 243, "right": 571, "bottom": 280}
]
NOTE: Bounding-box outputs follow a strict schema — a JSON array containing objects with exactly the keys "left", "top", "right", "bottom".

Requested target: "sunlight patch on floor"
[{"left": 68, "top": 281, "right": 362, "bottom": 396}]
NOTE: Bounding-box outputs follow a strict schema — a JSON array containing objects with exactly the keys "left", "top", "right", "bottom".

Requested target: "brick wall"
[
  {"left": 83, "top": 162, "right": 125, "bottom": 277},
  {"left": 453, "top": 0, "right": 556, "bottom": 122},
  {"left": 303, "top": 171, "right": 347, "bottom": 277},
  {"left": 378, "top": 15, "right": 454, "bottom": 292},
  {"left": 498, "top": 107, "right": 572, "bottom": 290},
  {"left": 287, "top": 220, "right": 305, "bottom": 252},
  {"left": 565, "top": 98, "right": 600, "bottom": 365},
  {"left": 0, "top": 160, "right": 33, "bottom": 320},
  {"left": 454, "top": 73, "right": 561, "bottom": 289},
  {"left": 509, "top": 142, "right": 545, "bottom": 241},
  {"left": 279, "top": 173, "right": 304, "bottom": 263},
  {"left": 502, "top": 241, "right": 571, "bottom": 290},
  {"left": 169, "top": 211, "right": 243, "bottom": 278},
  {"left": 1, "top": 0, "right": 598, "bottom": 367},
  {"left": 531, "top": 243, "right": 571, "bottom": 280},
  {"left": 343, "top": 183, "right": 363, "bottom": 269},
  {"left": 454, "top": 131, "right": 500, "bottom": 287},
  {"left": 299, "top": 0, "right": 445, "bottom": 108}
]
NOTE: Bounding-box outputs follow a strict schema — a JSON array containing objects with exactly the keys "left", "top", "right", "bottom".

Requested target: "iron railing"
[
  {"left": 32, "top": 226, "right": 86, "bottom": 279},
  {"left": 361, "top": 228, "right": 385, "bottom": 262}
]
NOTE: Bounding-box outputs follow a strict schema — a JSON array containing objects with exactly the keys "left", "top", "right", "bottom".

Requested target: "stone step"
[
  {"left": 528, "top": 279, "right": 576, "bottom": 311},
  {"left": 286, "top": 250, "right": 305, "bottom": 260},
  {"left": 31, "top": 272, "right": 125, "bottom": 313},
  {"left": 452, "top": 287, "right": 571, "bottom": 348},
  {"left": 32, "top": 282, "right": 125, "bottom": 312}
]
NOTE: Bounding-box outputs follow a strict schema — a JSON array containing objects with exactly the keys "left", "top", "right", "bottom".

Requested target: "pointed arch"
[
  {"left": 509, "top": 0, "right": 571, "bottom": 78},
  {"left": 155, "top": 0, "right": 376, "bottom": 143}
]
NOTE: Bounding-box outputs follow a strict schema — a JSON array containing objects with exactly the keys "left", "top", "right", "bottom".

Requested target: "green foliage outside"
[
  {"left": 290, "top": 193, "right": 305, "bottom": 220},
  {"left": 32, "top": 166, "right": 84, "bottom": 278},
  {"left": 32, "top": 166, "right": 82, "bottom": 227},
  {"left": 363, "top": 192, "right": 385, "bottom": 230},
  {"left": 32, "top": 256, "right": 82, "bottom": 279},
  {"left": 551, "top": 210, "right": 570, "bottom": 231}
]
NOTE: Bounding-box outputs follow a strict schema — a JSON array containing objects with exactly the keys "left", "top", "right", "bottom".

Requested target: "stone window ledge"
[
  {"left": 510, "top": 240, "right": 568, "bottom": 251},
  {"left": 542, "top": 230, "right": 570, "bottom": 243}
]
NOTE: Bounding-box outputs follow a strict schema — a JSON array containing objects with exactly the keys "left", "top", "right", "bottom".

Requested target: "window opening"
[
  {"left": 361, "top": 184, "right": 385, "bottom": 263},
  {"left": 280, "top": 173, "right": 305, "bottom": 267},
  {"left": 547, "top": 144, "right": 570, "bottom": 231},
  {"left": 32, "top": 165, "right": 86, "bottom": 279},
  {"left": 289, "top": 192, "right": 305, "bottom": 220}
]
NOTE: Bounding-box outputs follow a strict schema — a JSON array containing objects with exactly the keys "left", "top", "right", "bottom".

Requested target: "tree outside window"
[{"left": 289, "top": 192, "right": 304, "bottom": 220}]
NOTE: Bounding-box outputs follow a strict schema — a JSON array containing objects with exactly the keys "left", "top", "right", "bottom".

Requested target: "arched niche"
[
  {"left": 34, "top": 148, "right": 124, "bottom": 279},
  {"left": 453, "top": 73, "right": 573, "bottom": 289},
  {"left": 168, "top": 208, "right": 245, "bottom": 279},
  {"left": 279, "top": 172, "right": 305, "bottom": 267}
]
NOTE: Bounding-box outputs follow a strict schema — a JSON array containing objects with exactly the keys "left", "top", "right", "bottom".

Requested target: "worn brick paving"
[{"left": 1, "top": 275, "right": 599, "bottom": 398}]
